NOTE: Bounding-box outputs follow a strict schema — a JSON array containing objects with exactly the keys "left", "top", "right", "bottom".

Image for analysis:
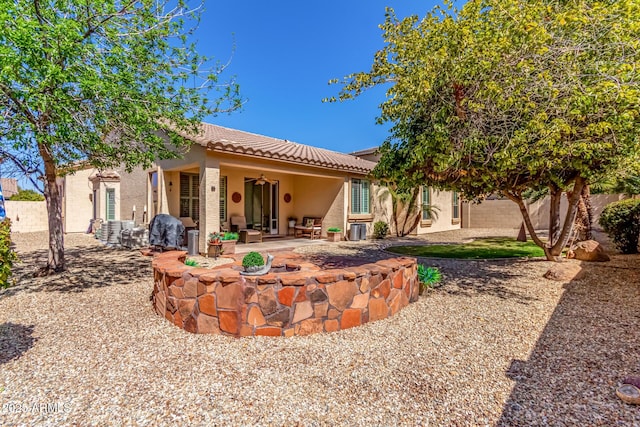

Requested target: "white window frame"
[
  {"left": 421, "top": 186, "right": 432, "bottom": 222},
  {"left": 350, "top": 178, "right": 371, "bottom": 215},
  {"left": 105, "top": 188, "right": 116, "bottom": 221},
  {"left": 452, "top": 191, "right": 460, "bottom": 222}
]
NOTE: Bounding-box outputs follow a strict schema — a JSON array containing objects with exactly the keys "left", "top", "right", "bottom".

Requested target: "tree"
[
  {"left": 8, "top": 188, "right": 45, "bottom": 202},
  {"left": 0, "top": 1, "right": 241, "bottom": 273},
  {"left": 330, "top": 0, "right": 640, "bottom": 260}
]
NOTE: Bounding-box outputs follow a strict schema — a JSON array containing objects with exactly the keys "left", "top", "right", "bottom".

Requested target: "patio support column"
[{"left": 198, "top": 156, "right": 220, "bottom": 254}]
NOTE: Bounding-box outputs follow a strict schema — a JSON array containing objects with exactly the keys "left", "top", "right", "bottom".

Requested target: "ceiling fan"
[{"left": 252, "top": 173, "right": 274, "bottom": 185}]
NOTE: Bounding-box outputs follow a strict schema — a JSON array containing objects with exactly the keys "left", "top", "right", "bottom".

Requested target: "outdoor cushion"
[
  {"left": 294, "top": 216, "right": 323, "bottom": 239},
  {"left": 230, "top": 215, "right": 262, "bottom": 243}
]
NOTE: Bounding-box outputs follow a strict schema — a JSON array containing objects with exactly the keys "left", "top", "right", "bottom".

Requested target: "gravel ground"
[{"left": 1, "top": 229, "right": 639, "bottom": 426}]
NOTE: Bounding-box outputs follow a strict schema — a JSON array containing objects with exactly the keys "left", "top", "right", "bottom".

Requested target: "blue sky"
[{"left": 200, "top": 1, "right": 442, "bottom": 154}]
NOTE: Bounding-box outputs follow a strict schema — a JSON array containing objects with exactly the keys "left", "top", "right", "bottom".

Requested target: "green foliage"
[
  {"left": 8, "top": 189, "right": 44, "bottom": 201},
  {"left": 0, "top": 218, "right": 18, "bottom": 288},
  {"left": 327, "top": 227, "right": 342, "bottom": 233},
  {"left": 417, "top": 264, "right": 442, "bottom": 293},
  {"left": 184, "top": 258, "right": 199, "bottom": 267},
  {"left": 387, "top": 238, "right": 546, "bottom": 259},
  {"left": 208, "top": 232, "right": 222, "bottom": 243},
  {"left": 242, "top": 252, "right": 264, "bottom": 268},
  {"left": 599, "top": 199, "right": 640, "bottom": 254},
  {"left": 0, "top": 0, "right": 241, "bottom": 271},
  {"left": 221, "top": 232, "right": 238, "bottom": 241},
  {"left": 373, "top": 221, "right": 389, "bottom": 239},
  {"left": 330, "top": 0, "right": 640, "bottom": 259}
]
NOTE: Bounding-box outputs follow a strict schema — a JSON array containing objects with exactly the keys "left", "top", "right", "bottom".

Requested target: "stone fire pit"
[{"left": 151, "top": 251, "right": 418, "bottom": 337}]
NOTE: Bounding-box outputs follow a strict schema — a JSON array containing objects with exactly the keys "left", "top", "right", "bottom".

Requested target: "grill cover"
[{"left": 148, "top": 214, "right": 185, "bottom": 249}]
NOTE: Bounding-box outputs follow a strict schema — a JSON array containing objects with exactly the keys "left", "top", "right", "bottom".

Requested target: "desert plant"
[
  {"left": 373, "top": 221, "right": 389, "bottom": 239},
  {"left": 242, "top": 251, "right": 264, "bottom": 268},
  {"left": 599, "top": 199, "right": 640, "bottom": 254},
  {"left": 221, "top": 232, "right": 238, "bottom": 241},
  {"left": 417, "top": 264, "right": 442, "bottom": 293},
  {"left": 184, "top": 258, "right": 199, "bottom": 267},
  {"left": 0, "top": 218, "right": 18, "bottom": 288},
  {"left": 327, "top": 227, "right": 342, "bottom": 233}
]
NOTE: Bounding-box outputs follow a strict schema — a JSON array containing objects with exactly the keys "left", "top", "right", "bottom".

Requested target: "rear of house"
[{"left": 61, "top": 123, "right": 461, "bottom": 251}]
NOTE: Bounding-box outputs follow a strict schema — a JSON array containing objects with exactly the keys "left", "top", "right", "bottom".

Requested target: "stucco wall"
[
  {"left": 5, "top": 201, "right": 48, "bottom": 233},
  {"left": 63, "top": 168, "right": 95, "bottom": 233},
  {"left": 372, "top": 186, "right": 461, "bottom": 236},
  {"left": 292, "top": 175, "right": 344, "bottom": 236},
  {"left": 463, "top": 194, "right": 628, "bottom": 230},
  {"left": 116, "top": 165, "right": 149, "bottom": 224}
]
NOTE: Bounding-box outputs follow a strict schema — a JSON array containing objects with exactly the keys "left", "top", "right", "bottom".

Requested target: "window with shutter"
[
  {"left": 179, "top": 173, "right": 200, "bottom": 221},
  {"left": 219, "top": 176, "right": 227, "bottom": 221},
  {"left": 452, "top": 191, "right": 460, "bottom": 220},
  {"left": 422, "top": 187, "right": 431, "bottom": 221},
  {"left": 351, "top": 179, "right": 371, "bottom": 215},
  {"left": 106, "top": 188, "right": 116, "bottom": 221}
]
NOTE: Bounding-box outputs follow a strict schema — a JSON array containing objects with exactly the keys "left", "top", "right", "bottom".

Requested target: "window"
[
  {"left": 179, "top": 173, "right": 199, "bottom": 221},
  {"left": 351, "top": 178, "right": 370, "bottom": 215},
  {"left": 452, "top": 191, "right": 460, "bottom": 221},
  {"left": 219, "top": 176, "right": 227, "bottom": 221},
  {"left": 106, "top": 188, "right": 116, "bottom": 221},
  {"left": 422, "top": 187, "right": 431, "bottom": 221}
]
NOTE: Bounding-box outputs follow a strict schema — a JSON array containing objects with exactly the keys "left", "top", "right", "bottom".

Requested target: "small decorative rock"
[{"left": 543, "top": 262, "right": 585, "bottom": 282}]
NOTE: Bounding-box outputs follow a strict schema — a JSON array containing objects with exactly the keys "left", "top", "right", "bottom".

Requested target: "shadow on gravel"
[
  {"left": 498, "top": 256, "right": 640, "bottom": 426},
  {"left": 424, "top": 257, "right": 545, "bottom": 304},
  {"left": 1, "top": 245, "right": 151, "bottom": 297},
  {"left": 0, "top": 323, "right": 37, "bottom": 365}
]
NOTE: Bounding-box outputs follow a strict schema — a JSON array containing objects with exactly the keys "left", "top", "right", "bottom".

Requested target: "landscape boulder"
[{"left": 568, "top": 240, "right": 610, "bottom": 262}]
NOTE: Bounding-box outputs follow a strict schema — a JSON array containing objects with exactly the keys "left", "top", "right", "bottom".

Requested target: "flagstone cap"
[{"left": 178, "top": 122, "right": 377, "bottom": 175}]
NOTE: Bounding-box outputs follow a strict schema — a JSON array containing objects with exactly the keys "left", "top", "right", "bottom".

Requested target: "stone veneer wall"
[{"left": 152, "top": 252, "right": 419, "bottom": 337}]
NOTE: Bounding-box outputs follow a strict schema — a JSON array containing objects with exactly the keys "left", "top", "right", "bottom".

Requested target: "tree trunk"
[
  {"left": 548, "top": 186, "right": 562, "bottom": 247},
  {"left": 574, "top": 184, "right": 593, "bottom": 241},
  {"left": 548, "top": 177, "right": 585, "bottom": 257},
  {"left": 39, "top": 143, "right": 65, "bottom": 274}
]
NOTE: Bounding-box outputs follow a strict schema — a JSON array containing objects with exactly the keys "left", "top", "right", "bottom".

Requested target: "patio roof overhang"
[{"left": 176, "top": 122, "right": 377, "bottom": 176}]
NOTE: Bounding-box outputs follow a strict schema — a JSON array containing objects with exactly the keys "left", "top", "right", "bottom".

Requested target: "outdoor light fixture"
[
  {"left": 211, "top": 185, "right": 216, "bottom": 192},
  {"left": 169, "top": 181, "right": 173, "bottom": 191}
]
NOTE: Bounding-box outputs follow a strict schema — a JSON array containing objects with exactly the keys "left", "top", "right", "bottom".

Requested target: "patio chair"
[
  {"left": 294, "top": 216, "right": 323, "bottom": 239},
  {"left": 230, "top": 215, "right": 262, "bottom": 244}
]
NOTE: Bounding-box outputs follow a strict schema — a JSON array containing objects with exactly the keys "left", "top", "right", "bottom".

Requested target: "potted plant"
[
  {"left": 288, "top": 216, "right": 297, "bottom": 228},
  {"left": 326, "top": 227, "right": 342, "bottom": 242},
  {"left": 207, "top": 232, "right": 222, "bottom": 257},
  {"left": 220, "top": 231, "right": 239, "bottom": 255}
]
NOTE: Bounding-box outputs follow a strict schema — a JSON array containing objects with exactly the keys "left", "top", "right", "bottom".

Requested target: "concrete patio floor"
[{"left": 233, "top": 236, "right": 329, "bottom": 254}]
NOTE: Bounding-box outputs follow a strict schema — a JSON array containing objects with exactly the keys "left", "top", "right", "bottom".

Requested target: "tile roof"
[{"left": 177, "top": 122, "right": 376, "bottom": 175}]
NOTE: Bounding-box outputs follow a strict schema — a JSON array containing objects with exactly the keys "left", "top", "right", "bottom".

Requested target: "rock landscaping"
[{"left": 1, "top": 229, "right": 639, "bottom": 426}]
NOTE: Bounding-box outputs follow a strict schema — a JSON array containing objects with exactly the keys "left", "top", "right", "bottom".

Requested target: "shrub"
[
  {"left": 373, "top": 221, "right": 389, "bottom": 239},
  {"left": 8, "top": 189, "right": 44, "bottom": 201},
  {"left": 184, "top": 258, "right": 199, "bottom": 267},
  {"left": 599, "top": 198, "right": 640, "bottom": 254},
  {"left": 327, "top": 227, "right": 341, "bottom": 233},
  {"left": 242, "top": 251, "right": 264, "bottom": 268},
  {"left": 417, "top": 264, "right": 442, "bottom": 294},
  {"left": 0, "top": 218, "right": 18, "bottom": 288},
  {"left": 221, "top": 232, "right": 238, "bottom": 241}
]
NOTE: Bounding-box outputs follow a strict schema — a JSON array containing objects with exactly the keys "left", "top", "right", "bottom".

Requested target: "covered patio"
[{"left": 150, "top": 123, "right": 376, "bottom": 254}]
